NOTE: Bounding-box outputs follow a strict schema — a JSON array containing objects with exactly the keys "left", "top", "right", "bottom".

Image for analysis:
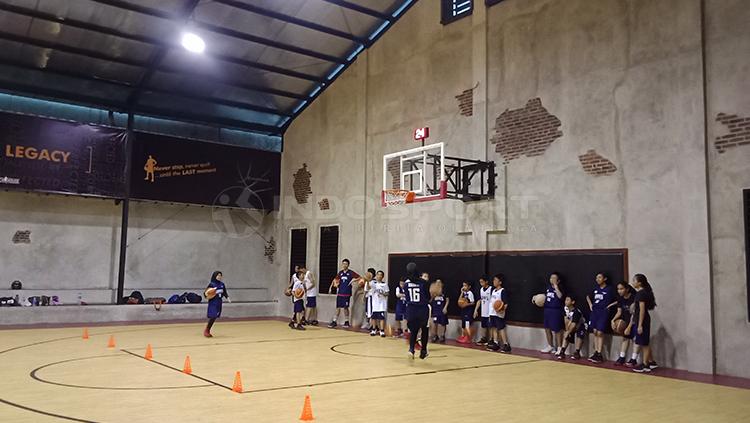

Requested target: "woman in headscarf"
[{"left": 204, "top": 271, "right": 229, "bottom": 337}]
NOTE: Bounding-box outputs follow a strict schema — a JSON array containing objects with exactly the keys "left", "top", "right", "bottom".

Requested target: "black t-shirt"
[
  {"left": 632, "top": 290, "right": 651, "bottom": 324},
  {"left": 618, "top": 294, "right": 635, "bottom": 323}
]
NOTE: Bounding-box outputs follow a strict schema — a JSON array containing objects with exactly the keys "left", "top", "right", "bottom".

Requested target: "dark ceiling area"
[{"left": 0, "top": 0, "right": 416, "bottom": 136}]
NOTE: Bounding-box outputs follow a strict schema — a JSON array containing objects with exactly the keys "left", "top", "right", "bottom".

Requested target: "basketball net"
[{"left": 383, "top": 189, "right": 415, "bottom": 207}]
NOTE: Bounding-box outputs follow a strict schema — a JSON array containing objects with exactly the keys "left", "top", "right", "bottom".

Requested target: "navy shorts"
[
  {"left": 306, "top": 296, "right": 316, "bottom": 308},
  {"left": 543, "top": 307, "right": 564, "bottom": 332},
  {"left": 461, "top": 309, "right": 473, "bottom": 328},
  {"left": 589, "top": 308, "right": 608, "bottom": 332},
  {"left": 293, "top": 300, "right": 304, "bottom": 313},
  {"left": 395, "top": 303, "right": 406, "bottom": 321},
  {"left": 490, "top": 315, "right": 506, "bottom": 330},
  {"left": 371, "top": 311, "right": 385, "bottom": 320},
  {"left": 432, "top": 314, "right": 448, "bottom": 325},
  {"left": 336, "top": 295, "right": 350, "bottom": 309},
  {"left": 634, "top": 318, "right": 651, "bottom": 346},
  {"left": 481, "top": 316, "right": 491, "bottom": 328}
]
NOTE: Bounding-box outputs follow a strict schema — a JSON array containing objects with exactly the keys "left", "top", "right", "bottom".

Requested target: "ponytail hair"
[
  {"left": 616, "top": 281, "right": 633, "bottom": 295},
  {"left": 634, "top": 273, "right": 656, "bottom": 310}
]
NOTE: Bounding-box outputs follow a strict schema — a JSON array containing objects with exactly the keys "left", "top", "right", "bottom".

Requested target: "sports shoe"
[
  {"left": 485, "top": 341, "right": 497, "bottom": 351},
  {"left": 431, "top": 335, "right": 439, "bottom": 343},
  {"left": 380, "top": 331, "right": 386, "bottom": 337},
  {"left": 626, "top": 359, "right": 638, "bottom": 367},
  {"left": 615, "top": 357, "right": 626, "bottom": 366},
  {"left": 589, "top": 353, "right": 603, "bottom": 364},
  {"left": 648, "top": 361, "right": 659, "bottom": 370},
  {"left": 295, "top": 324, "right": 306, "bottom": 331},
  {"left": 289, "top": 321, "right": 296, "bottom": 329},
  {"left": 311, "top": 320, "right": 319, "bottom": 326},
  {"left": 633, "top": 363, "right": 651, "bottom": 373},
  {"left": 457, "top": 336, "right": 470, "bottom": 344},
  {"left": 501, "top": 344, "right": 512, "bottom": 353},
  {"left": 571, "top": 351, "right": 581, "bottom": 360},
  {"left": 540, "top": 345, "right": 554, "bottom": 354},
  {"left": 203, "top": 330, "right": 212, "bottom": 338},
  {"left": 419, "top": 349, "right": 429, "bottom": 360},
  {"left": 343, "top": 321, "right": 351, "bottom": 329},
  {"left": 475, "top": 337, "right": 488, "bottom": 346},
  {"left": 415, "top": 341, "right": 422, "bottom": 351},
  {"left": 396, "top": 329, "right": 403, "bottom": 337},
  {"left": 488, "top": 342, "right": 500, "bottom": 352},
  {"left": 407, "top": 350, "right": 415, "bottom": 359},
  {"left": 556, "top": 352, "right": 565, "bottom": 360},
  {"left": 370, "top": 330, "right": 377, "bottom": 336},
  {"left": 327, "top": 321, "right": 337, "bottom": 328}
]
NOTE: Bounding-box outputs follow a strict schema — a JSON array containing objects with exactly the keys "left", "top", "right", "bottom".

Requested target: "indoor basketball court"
[{"left": 1, "top": 0, "right": 750, "bottom": 422}]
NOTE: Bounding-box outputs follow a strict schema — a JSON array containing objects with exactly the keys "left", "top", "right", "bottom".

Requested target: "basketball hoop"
[{"left": 383, "top": 189, "right": 415, "bottom": 207}]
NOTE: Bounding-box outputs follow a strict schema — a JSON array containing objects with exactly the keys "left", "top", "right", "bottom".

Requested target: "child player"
[
  {"left": 612, "top": 281, "right": 637, "bottom": 366},
  {"left": 370, "top": 270, "right": 389, "bottom": 337},
  {"left": 486, "top": 274, "right": 511, "bottom": 353},
  {"left": 556, "top": 295, "right": 586, "bottom": 359},
  {"left": 303, "top": 266, "right": 318, "bottom": 326},
  {"left": 393, "top": 277, "right": 407, "bottom": 337},
  {"left": 587, "top": 272, "right": 617, "bottom": 363},
  {"left": 474, "top": 276, "right": 492, "bottom": 345},
  {"left": 456, "top": 281, "right": 476, "bottom": 344},
  {"left": 429, "top": 279, "right": 449, "bottom": 343},
  {"left": 405, "top": 263, "right": 431, "bottom": 360},
  {"left": 291, "top": 268, "right": 306, "bottom": 330},
  {"left": 328, "top": 259, "right": 360, "bottom": 329}
]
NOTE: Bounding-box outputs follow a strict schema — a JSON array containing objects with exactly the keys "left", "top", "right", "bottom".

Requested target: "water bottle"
[{"left": 77, "top": 292, "right": 83, "bottom": 305}]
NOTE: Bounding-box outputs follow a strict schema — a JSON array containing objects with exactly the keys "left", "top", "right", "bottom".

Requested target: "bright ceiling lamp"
[{"left": 181, "top": 32, "right": 205, "bottom": 53}]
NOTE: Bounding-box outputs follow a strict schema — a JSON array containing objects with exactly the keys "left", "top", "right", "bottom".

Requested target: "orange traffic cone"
[
  {"left": 232, "top": 371, "right": 243, "bottom": 393},
  {"left": 299, "top": 395, "right": 314, "bottom": 421},
  {"left": 107, "top": 335, "right": 115, "bottom": 348},
  {"left": 82, "top": 328, "right": 89, "bottom": 340},
  {"left": 183, "top": 356, "right": 192, "bottom": 374},
  {"left": 145, "top": 344, "right": 153, "bottom": 360}
]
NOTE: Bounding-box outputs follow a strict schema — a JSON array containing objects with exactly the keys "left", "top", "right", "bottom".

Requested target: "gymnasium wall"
[
  {"left": 0, "top": 190, "right": 278, "bottom": 306},
  {"left": 279, "top": 0, "right": 750, "bottom": 377}
]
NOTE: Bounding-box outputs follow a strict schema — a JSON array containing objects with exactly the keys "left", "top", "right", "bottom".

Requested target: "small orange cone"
[
  {"left": 145, "top": 344, "right": 153, "bottom": 360},
  {"left": 299, "top": 395, "right": 314, "bottom": 421},
  {"left": 107, "top": 335, "right": 115, "bottom": 348},
  {"left": 232, "top": 371, "right": 243, "bottom": 393},
  {"left": 82, "top": 328, "right": 89, "bottom": 340},
  {"left": 183, "top": 356, "right": 192, "bottom": 374}
]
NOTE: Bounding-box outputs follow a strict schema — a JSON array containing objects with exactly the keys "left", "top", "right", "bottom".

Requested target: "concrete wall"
[
  {"left": 279, "top": 0, "right": 748, "bottom": 376},
  {"left": 705, "top": 0, "right": 750, "bottom": 378},
  {"left": 0, "top": 191, "right": 277, "bottom": 306}
]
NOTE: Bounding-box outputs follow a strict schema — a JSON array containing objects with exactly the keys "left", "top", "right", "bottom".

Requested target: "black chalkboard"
[{"left": 388, "top": 249, "right": 627, "bottom": 325}]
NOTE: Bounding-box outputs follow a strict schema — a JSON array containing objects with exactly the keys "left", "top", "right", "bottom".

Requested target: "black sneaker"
[
  {"left": 633, "top": 363, "right": 651, "bottom": 373},
  {"left": 476, "top": 337, "right": 488, "bottom": 346},
  {"left": 572, "top": 351, "right": 581, "bottom": 360},
  {"left": 626, "top": 359, "right": 638, "bottom": 368},
  {"left": 289, "top": 321, "right": 295, "bottom": 329},
  {"left": 485, "top": 341, "right": 497, "bottom": 351},
  {"left": 419, "top": 349, "right": 429, "bottom": 360},
  {"left": 431, "top": 335, "right": 439, "bottom": 343},
  {"left": 327, "top": 321, "right": 337, "bottom": 328},
  {"left": 343, "top": 321, "right": 351, "bottom": 329},
  {"left": 295, "top": 324, "right": 306, "bottom": 331},
  {"left": 615, "top": 357, "right": 626, "bottom": 366},
  {"left": 648, "top": 361, "right": 659, "bottom": 370},
  {"left": 370, "top": 330, "right": 377, "bottom": 336},
  {"left": 380, "top": 331, "right": 386, "bottom": 337},
  {"left": 590, "top": 353, "right": 603, "bottom": 364},
  {"left": 556, "top": 352, "right": 565, "bottom": 360},
  {"left": 588, "top": 353, "right": 598, "bottom": 362},
  {"left": 488, "top": 342, "right": 501, "bottom": 352},
  {"left": 501, "top": 344, "right": 512, "bottom": 353}
]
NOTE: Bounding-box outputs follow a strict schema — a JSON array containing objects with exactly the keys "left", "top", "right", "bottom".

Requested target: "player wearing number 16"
[{"left": 404, "top": 262, "right": 430, "bottom": 360}]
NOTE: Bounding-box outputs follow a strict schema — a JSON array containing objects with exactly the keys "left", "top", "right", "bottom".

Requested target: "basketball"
[
  {"left": 205, "top": 287, "right": 217, "bottom": 300},
  {"left": 332, "top": 278, "right": 340, "bottom": 288},
  {"left": 532, "top": 293, "right": 546, "bottom": 308},
  {"left": 612, "top": 319, "right": 627, "bottom": 335},
  {"left": 283, "top": 288, "right": 292, "bottom": 297},
  {"left": 293, "top": 287, "right": 304, "bottom": 299},
  {"left": 358, "top": 279, "right": 366, "bottom": 288},
  {"left": 457, "top": 297, "right": 469, "bottom": 308},
  {"left": 429, "top": 282, "right": 441, "bottom": 297},
  {"left": 493, "top": 299, "right": 504, "bottom": 312}
]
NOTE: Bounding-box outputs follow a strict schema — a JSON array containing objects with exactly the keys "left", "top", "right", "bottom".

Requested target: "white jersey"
[
  {"left": 303, "top": 271, "right": 317, "bottom": 297},
  {"left": 488, "top": 287, "right": 506, "bottom": 318},
  {"left": 371, "top": 281, "right": 389, "bottom": 312},
  {"left": 292, "top": 277, "right": 305, "bottom": 303},
  {"left": 364, "top": 279, "right": 376, "bottom": 297},
  {"left": 479, "top": 285, "right": 493, "bottom": 317}
]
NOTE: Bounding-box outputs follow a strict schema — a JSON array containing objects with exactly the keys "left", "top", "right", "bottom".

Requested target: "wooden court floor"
[{"left": 1, "top": 320, "right": 749, "bottom": 422}]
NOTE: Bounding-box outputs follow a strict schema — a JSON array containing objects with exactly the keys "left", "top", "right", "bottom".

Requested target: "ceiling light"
[{"left": 181, "top": 32, "right": 205, "bottom": 53}]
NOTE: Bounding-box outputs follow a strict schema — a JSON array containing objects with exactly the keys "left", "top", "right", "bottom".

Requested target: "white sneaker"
[{"left": 540, "top": 346, "right": 554, "bottom": 354}]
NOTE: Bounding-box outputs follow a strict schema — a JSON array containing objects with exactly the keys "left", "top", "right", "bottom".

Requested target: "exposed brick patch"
[
  {"left": 318, "top": 198, "right": 330, "bottom": 210},
  {"left": 715, "top": 112, "right": 750, "bottom": 153},
  {"left": 455, "top": 88, "right": 474, "bottom": 117},
  {"left": 264, "top": 236, "right": 276, "bottom": 263},
  {"left": 386, "top": 158, "right": 401, "bottom": 189},
  {"left": 292, "top": 163, "right": 312, "bottom": 204},
  {"left": 578, "top": 149, "right": 617, "bottom": 176},
  {"left": 490, "top": 98, "right": 563, "bottom": 164},
  {"left": 12, "top": 230, "right": 30, "bottom": 244}
]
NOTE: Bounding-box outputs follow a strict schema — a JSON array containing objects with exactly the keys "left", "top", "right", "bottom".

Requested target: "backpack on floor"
[{"left": 186, "top": 292, "right": 202, "bottom": 303}]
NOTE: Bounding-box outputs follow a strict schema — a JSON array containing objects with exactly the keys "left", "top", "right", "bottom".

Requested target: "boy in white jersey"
[
  {"left": 291, "top": 270, "right": 306, "bottom": 330},
  {"left": 370, "top": 270, "right": 389, "bottom": 337},
  {"left": 473, "top": 276, "right": 492, "bottom": 345},
  {"left": 303, "top": 267, "right": 318, "bottom": 325},
  {"left": 486, "top": 274, "right": 511, "bottom": 353}
]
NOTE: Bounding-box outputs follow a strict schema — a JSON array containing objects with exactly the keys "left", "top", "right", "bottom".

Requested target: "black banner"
[
  {"left": 130, "top": 131, "right": 280, "bottom": 210},
  {"left": 0, "top": 112, "right": 128, "bottom": 197}
]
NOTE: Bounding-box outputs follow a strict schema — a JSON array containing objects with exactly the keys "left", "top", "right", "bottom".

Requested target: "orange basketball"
[
  {"left": 493, "top": 300, "right": 504, "bottom": 312},
  {"left": 283, "top": 288, "right": 292, "bottom": 297},
  {"left": 205, "top": 287, "right": 217, "bottom": 300},
  {"left": 429, "top": 282, "right": 442, "bottom": 298},
  {"left": 532, "top": 294, "right": 546, "bottom": 308},
  {"left": 457, "top": 297, "right": 469, "bottom": 308},
  {"left": 332, "top": 278, "right": 340, "bottom": 288},
  {"left": 612, "top": 319, "right": 627, "bottom": 335},
  {"left": 293, "top": 287, "right": 304, "bottom": 299},
  {"left": 358, "top": 279, "right": 366, "bottom": 288}
]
